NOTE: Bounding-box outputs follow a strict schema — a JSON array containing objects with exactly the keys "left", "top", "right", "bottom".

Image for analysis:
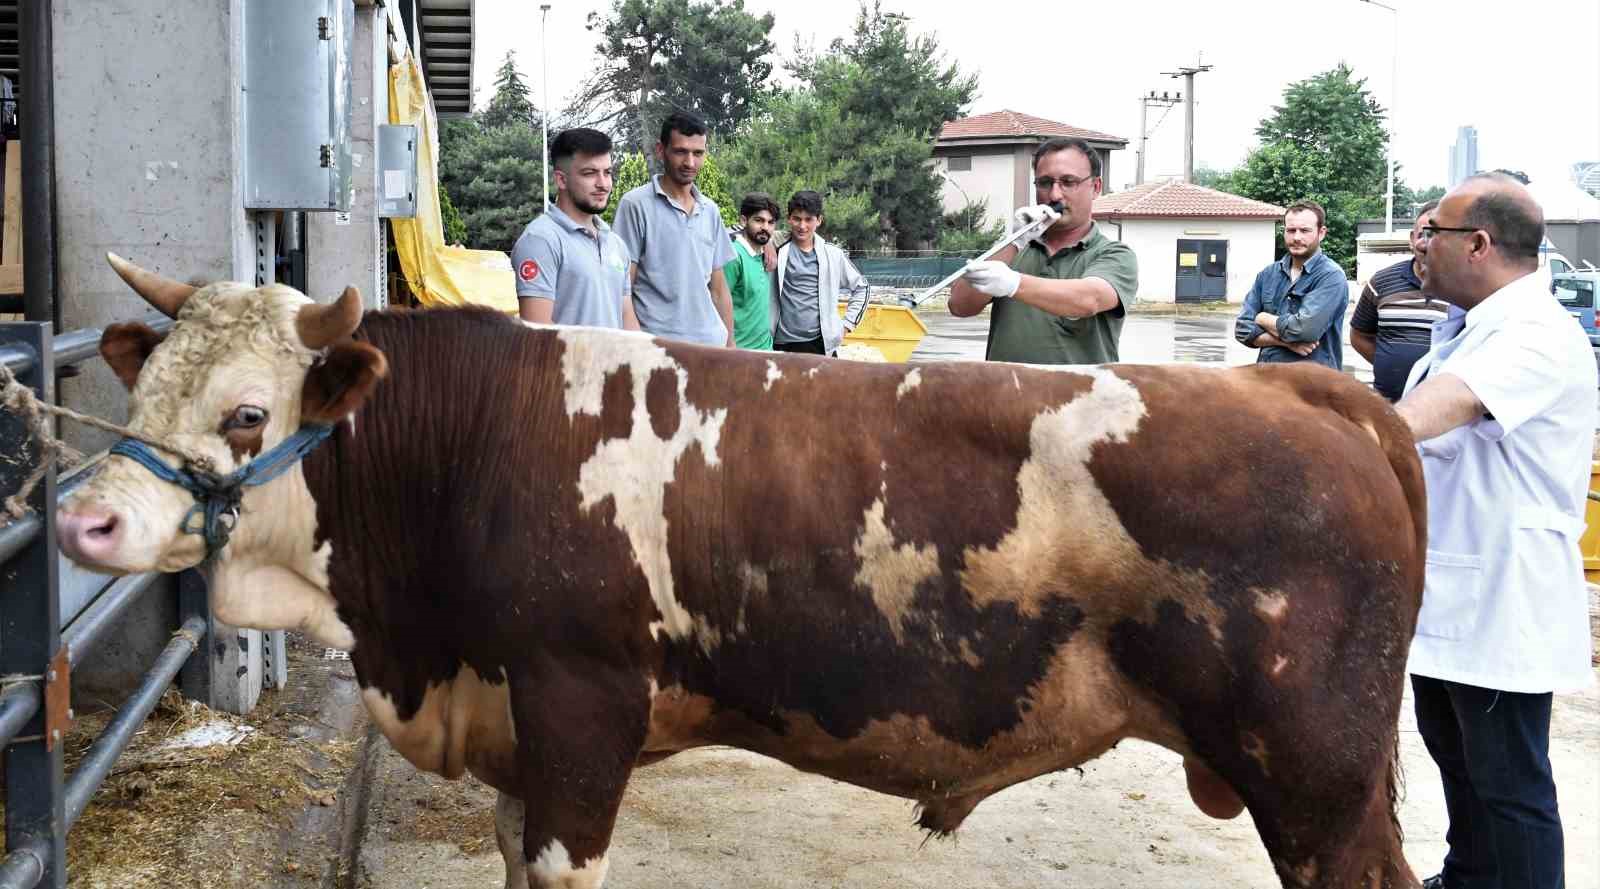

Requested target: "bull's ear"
[
  {"left": 301, "top": 341, "right": 387, "bottom": 424},
  {"left": 99, "top": 323, "right": 167, "bottom": 390}
]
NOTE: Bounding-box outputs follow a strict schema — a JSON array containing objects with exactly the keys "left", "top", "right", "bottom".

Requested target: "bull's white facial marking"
[
  {"left": 529, "top": 840, "right": 609, "bottom": 889},
  {"left": 557, "top": 330, "right": 727, "bottom": 650},
  {"left": 853, "top": 498, "right": 939, "bottom": 642},
  {"left": 764, "top": 360, "right": 782, "bottom": 392},
  {"left": 495, "top": 793, "right": 527, "bottom": 889},
  {"left": 896, "top": 368, "right": 922, "bottom": 399}
]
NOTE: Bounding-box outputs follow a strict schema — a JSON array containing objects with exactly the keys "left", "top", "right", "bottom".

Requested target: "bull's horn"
[
  {"left": 295, "top": 286, "right": 364, "bottom": 349},
  {"left": 105, "top": 252, "right": 197, "bottom": 319}
]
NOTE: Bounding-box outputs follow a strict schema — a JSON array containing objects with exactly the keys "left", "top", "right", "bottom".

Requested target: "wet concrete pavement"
[{"left": 908, "top": 308, "right": 1375, "bottom": 388}]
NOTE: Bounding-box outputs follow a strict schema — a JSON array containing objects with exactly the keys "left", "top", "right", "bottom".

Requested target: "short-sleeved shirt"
[
  {"left": 509, "top": 205, "right": 632, "bottom": 328},
  {"left": 1351, "top": 258, "right": 1450, "bottom": 400},
  {"left": 776, "top": 245, "right": 822, "bottom": 343},
  {"left": 724, "top": 238, "right": 773, "bottom": 350},
  {"left": 613, "top": 175, "right": 736, "bottom": 345},
  {"left": 1403, "top": 270, "right": 1598, "bottom": 693},
  {"left": 985, "top": 224, "right": 1139, "bottom": 364}
]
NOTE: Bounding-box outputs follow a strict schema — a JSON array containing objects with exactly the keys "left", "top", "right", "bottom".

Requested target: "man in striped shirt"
[{"left": 1351, "top": 200, "right": 1453, "bottom": 400}]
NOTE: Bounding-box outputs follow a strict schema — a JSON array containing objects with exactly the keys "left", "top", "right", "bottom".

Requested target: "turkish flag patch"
[{"left": 519, "top": 259, "right": 540, "bottom": 282}]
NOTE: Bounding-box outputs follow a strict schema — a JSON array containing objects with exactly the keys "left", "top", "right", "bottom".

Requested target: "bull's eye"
[{"left": 226, "top": 405, "right": 269, "bottom": 430}]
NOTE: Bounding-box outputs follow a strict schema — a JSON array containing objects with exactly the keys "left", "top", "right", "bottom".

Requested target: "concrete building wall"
[
  {"left": 936, "top": 148, "right": 1016, "bottom": 229},
  {"left": 1107, "top": 217, "right": 1279, "bottom": 303},
  {"left": 54, "top": 0, "right": 252, "bottom": 453}
]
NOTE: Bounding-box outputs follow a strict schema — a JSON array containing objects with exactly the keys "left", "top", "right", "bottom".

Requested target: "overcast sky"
[{"left": 470, "top": 0, "right": 1600, "bottom": 193}]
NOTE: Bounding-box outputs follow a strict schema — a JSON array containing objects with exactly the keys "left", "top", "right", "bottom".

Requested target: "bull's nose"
[{"left": 57, "top": 506, "right": 123, "bottom": 566}]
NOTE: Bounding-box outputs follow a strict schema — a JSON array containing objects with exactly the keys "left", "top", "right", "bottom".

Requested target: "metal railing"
[{"left": 0, "top": 314, "right": 205, "bottom": 889}]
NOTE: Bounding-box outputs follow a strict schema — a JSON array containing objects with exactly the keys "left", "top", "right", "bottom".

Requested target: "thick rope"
[{"left": 0, "top": 362, "right": 215, "bottom": 524}]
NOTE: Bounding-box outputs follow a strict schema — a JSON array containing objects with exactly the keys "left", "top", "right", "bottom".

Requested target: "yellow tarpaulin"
[{"left": 388, "top": 49, "right": 517, "bottom": 312}]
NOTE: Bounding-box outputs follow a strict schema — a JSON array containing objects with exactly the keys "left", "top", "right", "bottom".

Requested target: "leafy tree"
[
  {"left": 936, "top": 200, "right": 1005, "bottom": 254},
  {"left": 437, "top": 117, "right": 545, "bottom": 252},
  {"left": 480, "top": 51, "right": 538, "bottom": 132},
  {"left": 792, "top": 3, "right": 978, "bottom": 249},
  {"left": 439, "top": 183, "right": 468, "bottom": 245},
  {"left": 1211, "top": 65, "right": 1392, "bottom": 274},
  {"left": 717, "top": 90, "right": 881, "bottom": 250},
  {"left": 1192, "top": 165, "right": 1235, "bottom": 190},
  {"left": 695, "top": 151, "right": 738, "bottom": 227},
  {"left": 602, "top": 152, "right": 651, "bottom": 225},
  {"left": 570, "top": 0, "right": 775, "bottom": 155}
]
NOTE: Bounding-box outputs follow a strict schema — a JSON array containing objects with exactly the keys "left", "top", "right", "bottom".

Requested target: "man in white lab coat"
[{"left": 1396, "top": 173, "right": 1597, "bottom": 889}]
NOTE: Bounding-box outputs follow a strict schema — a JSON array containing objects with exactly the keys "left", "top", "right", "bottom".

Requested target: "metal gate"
[{"left": 1175, "top": 238, "right": 1228, "bottom": 302}]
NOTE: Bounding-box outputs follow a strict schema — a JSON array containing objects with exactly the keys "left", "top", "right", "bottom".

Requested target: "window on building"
[{"left": 946, "top": 155, "right": 972, "bottom": 172}]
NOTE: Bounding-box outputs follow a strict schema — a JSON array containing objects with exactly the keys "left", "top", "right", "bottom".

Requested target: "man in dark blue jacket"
[{"left": 1234, "top": 201, "right": 1350, "bottom": 369}]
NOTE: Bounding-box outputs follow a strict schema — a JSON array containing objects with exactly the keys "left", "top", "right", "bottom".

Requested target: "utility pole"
[
  {"left": 1136, "top": 90, "right": 1181, "bottom": 185},
  {"left": 1163, "top": 61, "right": 1213, "bottom": 183}
]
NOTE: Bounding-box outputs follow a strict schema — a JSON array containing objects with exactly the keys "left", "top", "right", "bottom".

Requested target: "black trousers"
[
  {"left": 774, "top": 336, "right": 829, "bottom": 356},
  {"left": 1412, "top": 674, "right": 1564, "bottom": 889}
]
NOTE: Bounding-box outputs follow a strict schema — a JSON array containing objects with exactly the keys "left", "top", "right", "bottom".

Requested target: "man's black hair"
[
  {"left": 740, "top": 192, "right": 780, "bottom": 219},
  {"left": 549, "top": 128, "right": 613, "bottom": 168},
  {"left": 1032, "top": 137, "right": 1101, "bottom": 179},
  {"left": 787, "top": 190, "right": 824, "bottom": 218},
  {"left": 1461, "top": 173, "right": 1544, "bottom": 263},
  {"left": 659, "top": 111, "right": 708, "bottom": 145}
]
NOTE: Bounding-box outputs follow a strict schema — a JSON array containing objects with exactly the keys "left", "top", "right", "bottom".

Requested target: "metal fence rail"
[{"left": 1, "top": 315, "right": 200, "bottom": 889}]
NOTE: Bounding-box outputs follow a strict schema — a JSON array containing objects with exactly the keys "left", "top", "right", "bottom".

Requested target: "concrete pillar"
[
  {"left": 53, "top": 0, "right": 252, "bottom": 454},
  {"left": 307, "top": 2, "right": 385, "bottom": 311}
]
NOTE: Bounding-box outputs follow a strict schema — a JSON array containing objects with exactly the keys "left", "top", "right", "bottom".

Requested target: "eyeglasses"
[
  {"left": 1033, "top": 175, "right": 1096, "bottom": 192},
  {"left": 1417, "top": 224, "right": 1480, "bottom": 241}
]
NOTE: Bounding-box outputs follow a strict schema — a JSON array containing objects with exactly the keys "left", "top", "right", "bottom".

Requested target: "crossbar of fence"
[{"left": 1, "top": 313, "right": 193, "bottom": 889}]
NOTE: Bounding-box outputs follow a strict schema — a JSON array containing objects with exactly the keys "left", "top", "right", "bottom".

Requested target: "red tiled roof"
[
  {"left": 938, "top": 109, "right": 1126, "bottom": 145},
  {"left": 1094, "top": 180, "right": 1286, "bottom": 219}
]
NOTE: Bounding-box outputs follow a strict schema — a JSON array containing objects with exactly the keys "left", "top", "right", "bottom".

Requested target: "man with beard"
[
  {"left": 614, "top": 111, "right": 736, "bottom": 346},
  {"left": 949, "top": 136, "right": 1138, "bottom": 365},
  {"left": 1234, "top": 201, "right": 1349, "bottom": 369},
  {"left": 511, "top": 127, "right": 639, "bottom": 329},
  {"left": 723, "top": 192, "right": 779, "bottom": 350}
]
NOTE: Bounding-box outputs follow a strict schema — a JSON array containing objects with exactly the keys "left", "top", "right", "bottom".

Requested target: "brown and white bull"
[{"left": 57, "top": 256, "right": 1426, "bottom": 889}]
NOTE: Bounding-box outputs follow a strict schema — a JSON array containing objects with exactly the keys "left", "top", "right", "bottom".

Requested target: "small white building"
[{"left": 1093, "top": 180, "right": 1286, "bottom": 303}]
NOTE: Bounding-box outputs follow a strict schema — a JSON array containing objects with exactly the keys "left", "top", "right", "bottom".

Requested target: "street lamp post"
[
  {"left": 540, "top": 4, "right": 552, "bottom": 212},
  {"left": 1361, "top": 0, "right": 1398, "bottom": 233}
]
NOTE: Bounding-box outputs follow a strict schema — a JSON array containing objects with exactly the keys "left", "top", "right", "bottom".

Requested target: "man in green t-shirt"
[
  {"left": 949, "top": 137, "right": 1138, "bottom": 364},
  {"left": 723, "top": 192, "right": 779, "bottom": 350}
]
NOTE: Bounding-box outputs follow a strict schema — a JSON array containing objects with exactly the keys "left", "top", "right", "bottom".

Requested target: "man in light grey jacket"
[{"left": 771, "top": 191, "right": 870, "bottom": 356}]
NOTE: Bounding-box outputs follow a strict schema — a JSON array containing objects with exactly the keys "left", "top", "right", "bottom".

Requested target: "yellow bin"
[
  {"left": 837, "top": 303, "right": 928, "bottom": 363},
  {"left": 1584, "top": 461, "right": 1600, "bottom": 584}
]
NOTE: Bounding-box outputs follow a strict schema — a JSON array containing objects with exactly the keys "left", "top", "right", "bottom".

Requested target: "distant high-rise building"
[
  {"left": 1575, "top": 161, "right": 1600, "bottom": 198},
  {"left": 1448, "top": 126, "right": 1479, "bottom": 188}
]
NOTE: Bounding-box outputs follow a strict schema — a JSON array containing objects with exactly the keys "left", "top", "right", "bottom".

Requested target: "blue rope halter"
[{"left": 108, "top": 424, "right": 335, "bottom": 559}]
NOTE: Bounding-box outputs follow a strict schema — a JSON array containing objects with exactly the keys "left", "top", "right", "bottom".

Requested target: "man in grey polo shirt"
[
  {"left": 511, "top": 128, "right": 639, "bottom": 329},
  {"left": 613, "top": 111, "right": 735, "bottom": 347}
]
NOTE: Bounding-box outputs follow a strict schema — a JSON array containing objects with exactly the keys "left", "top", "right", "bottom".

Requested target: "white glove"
[
  {"left": 962, "top": 260, "right": 1021, "bottom": 299},
  {"left": 1011, "top": 203, "right": 1060, "bottom": 235}
]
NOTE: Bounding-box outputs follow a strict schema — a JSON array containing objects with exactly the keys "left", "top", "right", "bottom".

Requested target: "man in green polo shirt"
[
  {"left": 724, "top": 192, "right": 778, "bottom": 350},
  {"left": 949, "top": 136, "right": 1138, "bottom": 364}
]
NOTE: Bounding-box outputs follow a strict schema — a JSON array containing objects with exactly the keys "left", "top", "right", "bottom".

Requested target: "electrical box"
[
  {"left": 243, "top": 0, "right": 355, "bottom": 211},
  {"left": 377, "top": 125, "right": 418, "bottom": 218}
]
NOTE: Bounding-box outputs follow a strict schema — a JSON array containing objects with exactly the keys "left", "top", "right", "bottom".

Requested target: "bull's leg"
[
  {"left": 1210, "top": 735, "right": 1418, "bottom": 889},
  {"left": 511, "top": 662, "right": 650, "bottom": 889},
  {"left": 496, "top": 792, "right": 528, "bottom": 889}
]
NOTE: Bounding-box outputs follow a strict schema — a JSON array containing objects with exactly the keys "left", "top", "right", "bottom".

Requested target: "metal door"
[
  {"left": 1200, "top": 240, "right": 1228, "bottom": 299},
  {"left": 1175, "top": 239, "right": 1203, "bottom": 301}
]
